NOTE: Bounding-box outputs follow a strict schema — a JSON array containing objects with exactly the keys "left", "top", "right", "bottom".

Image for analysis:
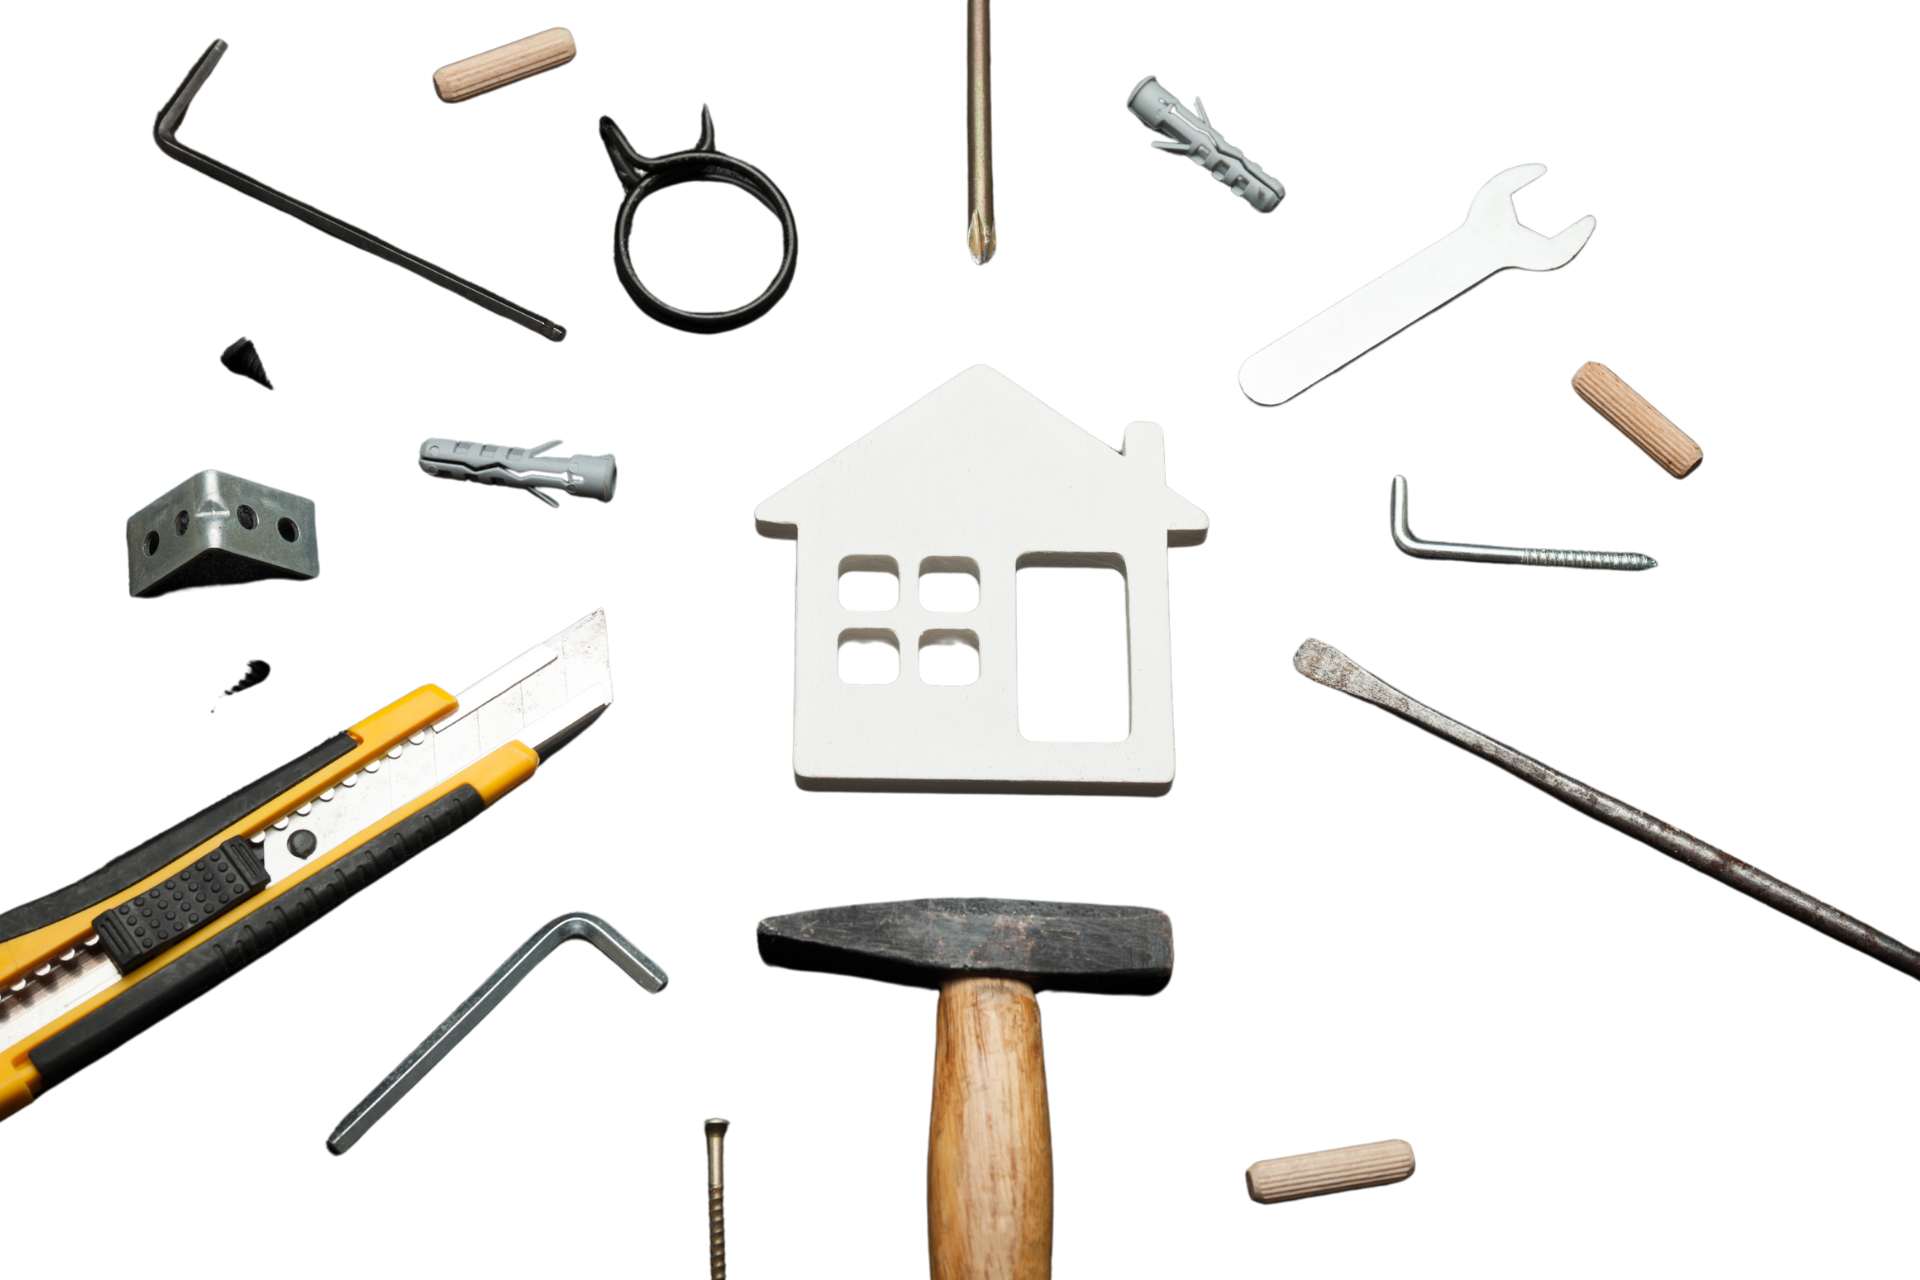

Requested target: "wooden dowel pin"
[
  {"left": 1572, "top": 361, "right": 1702, "bottom": 478},
  {"left": 1246, "top": 1139, "right": 1415, "bottom": 1205},
  {"left": 434, "top": 28, "right": 576, "bottom": 103}
]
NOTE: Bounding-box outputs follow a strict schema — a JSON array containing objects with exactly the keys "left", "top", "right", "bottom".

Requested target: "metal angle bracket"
[
  {"left": 327, "top": 913, "right": 667, "bottom": 1153},
  {"left": 127, "top": 470, "right": 318, "bottom": 598}
]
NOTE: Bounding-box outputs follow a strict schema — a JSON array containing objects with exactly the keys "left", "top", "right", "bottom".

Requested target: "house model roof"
[{"left": 755, "top": 365, "right": 1208, "bottom": 544}]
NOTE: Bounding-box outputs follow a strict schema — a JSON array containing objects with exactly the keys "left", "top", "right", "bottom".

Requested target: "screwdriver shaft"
[
  {"left": 1294, "top": 639, "right": 1920, "bottom": 982},
  {"left": 966, "top": 0, "right": 996, "bottom": 264}
]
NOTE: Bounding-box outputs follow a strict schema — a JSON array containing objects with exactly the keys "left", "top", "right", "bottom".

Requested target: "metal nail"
[{"left": 706, "top": 1118, "right": 730, "bottom": 1279}]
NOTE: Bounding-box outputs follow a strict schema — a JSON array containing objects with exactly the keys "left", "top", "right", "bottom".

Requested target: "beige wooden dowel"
[
  {"left": 1572, "top": 361, "right": 1703, "bottom": 478},
  {"left": 1246, "top": 1139, "right": 1415, "bottom": 1205},
  {"left": 433, "top": 28, "right": 576, "bottom": 103}
]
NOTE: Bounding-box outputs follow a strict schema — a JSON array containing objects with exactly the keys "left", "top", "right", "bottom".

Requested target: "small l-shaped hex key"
[
  {"left": 328, "top": 913, "right": 667, "bottom": 1153},
  {"left": 156, "top": 39, "right": 566, "bottom": 341}
]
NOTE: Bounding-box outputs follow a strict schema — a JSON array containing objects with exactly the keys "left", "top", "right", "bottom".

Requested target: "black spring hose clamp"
[{"left": 600, "top": 108, "right": 798, "bottom": 334}]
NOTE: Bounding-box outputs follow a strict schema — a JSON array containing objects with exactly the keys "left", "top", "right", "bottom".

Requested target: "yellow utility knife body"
[{"left": 0, "top": 609, "right": 612, "bottom": 1122}]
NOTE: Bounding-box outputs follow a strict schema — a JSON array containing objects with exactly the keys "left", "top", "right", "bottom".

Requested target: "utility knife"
[{"left": 0, "top": 609, "right": 612, "bottom": 1122}]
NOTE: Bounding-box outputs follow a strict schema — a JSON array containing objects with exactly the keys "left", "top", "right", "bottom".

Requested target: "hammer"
[{"left": 758, "top": 898, "right": 1174, "bottom": 1280}]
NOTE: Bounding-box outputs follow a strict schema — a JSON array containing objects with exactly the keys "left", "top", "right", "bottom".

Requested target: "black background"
[{"left": 11, "top": 7, "right": 1904, "bottom": 1274}]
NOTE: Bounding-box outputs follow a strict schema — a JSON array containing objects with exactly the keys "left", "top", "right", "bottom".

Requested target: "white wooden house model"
[{"left": 755, "top": 365, "right": 1207, "bottom": 794}]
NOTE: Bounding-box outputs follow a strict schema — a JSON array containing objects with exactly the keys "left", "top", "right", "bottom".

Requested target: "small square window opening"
[
  {"left": 838, "top": 629, "right": 900, "bottom": 684},
  {"left": 919, "top": 629, "right": 980, "bottom": 686},
  {"left": 919, "top": 556, "right": 981, "bottom": 612},
  {"left": 839, "top": 555, "right": 899, "bottom": 610}
]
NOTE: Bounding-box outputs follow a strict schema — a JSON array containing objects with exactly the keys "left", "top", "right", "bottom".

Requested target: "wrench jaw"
[
  {"left": 1464, "top": 164, "right": 1597, "bottom": 272},
  {"left": 1464, "top": 163, "right": 1550, "bottom": 226},
  {"left": 1511, "top": 214, "right": 1597, "bottom": 272}
]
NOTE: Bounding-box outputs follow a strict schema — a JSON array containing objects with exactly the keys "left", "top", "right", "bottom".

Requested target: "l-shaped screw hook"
[{"left": 1390, "top": 475, "right": 1656, "bottom": 570}]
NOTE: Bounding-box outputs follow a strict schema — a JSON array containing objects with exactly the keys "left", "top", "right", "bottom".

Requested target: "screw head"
[{"left": 705, "top": 1117, "right": 730, "bottom": 1138}]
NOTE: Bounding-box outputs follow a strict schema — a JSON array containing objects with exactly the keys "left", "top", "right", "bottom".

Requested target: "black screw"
[{"left": 220, "top": 333, "right": 278, "bottom": 387}]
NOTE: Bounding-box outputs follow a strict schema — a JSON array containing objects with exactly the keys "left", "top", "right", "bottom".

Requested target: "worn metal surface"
[
  {"left": 1294, "top": 639, "right": 1920, "bottom": 981},
  {"left": 758, "top": 898, "right": 1174, "bottom": 994},
  {"left": 126, "top": 470, "right": 318, "bottom": 597},
  {"left": 1390, "top": 476, "right": 1656, "bottom": 570},
  {"left": 327, "top": 912, "right": 667, "bottom": 1154}
]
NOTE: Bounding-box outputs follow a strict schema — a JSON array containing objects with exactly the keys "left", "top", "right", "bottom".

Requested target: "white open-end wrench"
[{"left": 1239, "top": 165, "right": 1595, "bottom": 406}]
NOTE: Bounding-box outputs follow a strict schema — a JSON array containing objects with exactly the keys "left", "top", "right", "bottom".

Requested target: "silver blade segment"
[{"left": 0, "top": 611, "right": 611, "bottom": 1048}]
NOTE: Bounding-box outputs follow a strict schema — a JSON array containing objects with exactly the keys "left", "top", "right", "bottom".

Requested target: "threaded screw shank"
[
  {"left": 705, "top": 1118, "right": 730, "bottom": 1280},
  {"left": 1390, "top": 476, "right": 1658, "bottom": 571},
  {"left": 1521, "top": 547, "right": 1658, "bottom": 571},
  {"left": 708, "top": 1184, "right": 726, "bottom": 1279}
]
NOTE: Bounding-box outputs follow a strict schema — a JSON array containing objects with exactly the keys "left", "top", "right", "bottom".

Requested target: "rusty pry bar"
[
  {"left": 1294, "top": 639, "right": 1920, "bottom": 982},
  {"left": 155, "top": 39, "right": 566, "bottom": 341}
]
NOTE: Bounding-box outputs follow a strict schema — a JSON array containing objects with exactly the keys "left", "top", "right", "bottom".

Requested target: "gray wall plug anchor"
[
  {"left": 1126, "top": 76, "right": 1283, "bottom": 212},
  {"left": 419, "top": 439, "right": 617, "bottom": 507}
]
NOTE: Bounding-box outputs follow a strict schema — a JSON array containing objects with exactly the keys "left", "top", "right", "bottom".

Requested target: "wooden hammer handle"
[
  {"left": 929, "top": 976, "right": 1053, "bottom": 1280},
  {"left": 1245, "top": 1139, "right": 1415, "bottom": 1204},
  {"left": 1572, "top": 361, "right": 1703, "bottom": 478},
  {"left": 433, "top": 28, "right": 576, "bottom": 103}
]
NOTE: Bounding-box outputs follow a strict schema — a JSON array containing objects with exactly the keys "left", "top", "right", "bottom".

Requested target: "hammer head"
[{"left": 757, "top": 898, "right": 1173, "bottom": 995}]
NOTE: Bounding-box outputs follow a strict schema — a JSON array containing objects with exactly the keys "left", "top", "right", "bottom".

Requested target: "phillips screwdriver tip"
[{"left": 968, "top": 211, "right": 997, "bottom": 265}]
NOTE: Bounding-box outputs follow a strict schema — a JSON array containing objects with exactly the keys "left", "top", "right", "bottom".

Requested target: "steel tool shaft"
[
  {"left": 966, "top": 0, "right": 996, "bottom": 264},
  {"left": 1295, "top": 639, "right": 1920, "bottom": 981},
  {"left": 157, "top": 40, "right": 566, "bottom": 341},
  {"left": 327, "top": 913, "right": 666, "bottom": 1153}
]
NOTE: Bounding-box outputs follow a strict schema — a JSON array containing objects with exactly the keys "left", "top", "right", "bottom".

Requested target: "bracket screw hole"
[
  {"left": 174, "top": 510, "right": 189, "bottom": 535},
  {"left": 143, "top": 531, "right": 159, "bottom": 557},
  {"left": 237, "top": 504, "right": 257, "bottom": 530},
  {"left": 278, "top": 517, "right": 299, "bottom": 543}
]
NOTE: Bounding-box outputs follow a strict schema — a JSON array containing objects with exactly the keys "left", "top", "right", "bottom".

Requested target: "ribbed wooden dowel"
[
  {"left": 1572, "top": 361, "right": 1702, "bottom": 478},
  {"left": 433, "top": 28, "right": 576, "bottom": 103},
  {"left": 1246, "top": 1139, "right": 1415, "bottom": 1205}
]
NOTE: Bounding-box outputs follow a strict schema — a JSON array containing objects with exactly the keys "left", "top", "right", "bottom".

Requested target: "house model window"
[{"left": 755, "top": 365, "right": 1208, "bottom": 794}]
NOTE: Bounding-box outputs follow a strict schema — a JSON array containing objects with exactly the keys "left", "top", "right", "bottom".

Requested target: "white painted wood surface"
[{"left": 756, "top": 366, "right": 1207, "bottom": 793}]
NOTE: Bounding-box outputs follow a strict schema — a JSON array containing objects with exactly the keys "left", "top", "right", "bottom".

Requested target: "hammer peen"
[{"left": 758, "top": 898, "right": 1174, "bottom": 1280}]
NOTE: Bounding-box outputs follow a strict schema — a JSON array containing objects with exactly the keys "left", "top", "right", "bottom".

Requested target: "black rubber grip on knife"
[
  {"left": 0, "top": 733, "right": 356, "bottom": 945},
  {"left": 30, "top": 784, "right": 485, "bottom": 1091},
  {"left": 91, "top": 838, "right": 271, "bottom": 972}
]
